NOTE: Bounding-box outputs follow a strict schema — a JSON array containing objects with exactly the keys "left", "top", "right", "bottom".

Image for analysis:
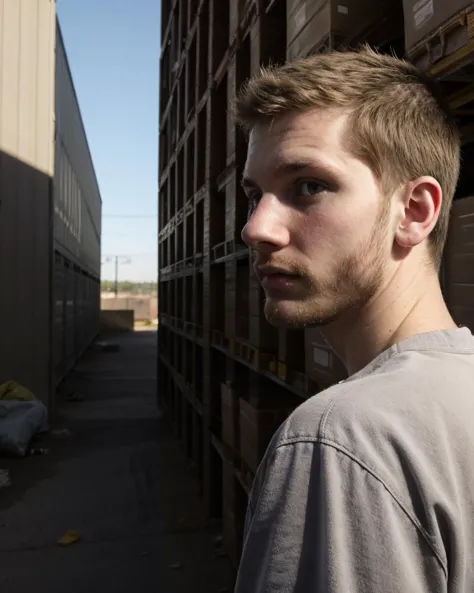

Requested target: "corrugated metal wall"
[
  {"left": 0, "top": 0, "right": 56, "bottom": 404},
  {"left": 52, "top": 22, "right": 102, "bottom": 386},
  {"left": 0, "top": 4, "right": 102, "bottom": 404},
  {"left": 54, "top": 24, "right": 102, "bottom": 278}
]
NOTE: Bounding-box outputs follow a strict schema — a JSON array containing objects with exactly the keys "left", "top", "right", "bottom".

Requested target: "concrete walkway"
[{"left": 0, "top": 330, "right": 234, "bottom": 593}]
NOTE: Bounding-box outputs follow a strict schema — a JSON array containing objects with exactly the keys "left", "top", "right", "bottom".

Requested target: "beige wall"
[
  {"left": 101, "top": 295, "right": 158, "bottom": 321},
  {"left": 0, "top": 0, "right": 56, "bottom": 405}
]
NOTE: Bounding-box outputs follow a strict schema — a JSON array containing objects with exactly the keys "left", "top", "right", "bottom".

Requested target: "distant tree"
[{"left": 101, "top": 280, "right": 158, "bottom": 295}]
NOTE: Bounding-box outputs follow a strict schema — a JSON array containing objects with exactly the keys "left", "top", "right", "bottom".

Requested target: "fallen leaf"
[
  {"left": 52, "top": 428, "right": 73, "bottom": 439},
  {"left": 57, "top": 529, "right": 81, "bottom": 546}
]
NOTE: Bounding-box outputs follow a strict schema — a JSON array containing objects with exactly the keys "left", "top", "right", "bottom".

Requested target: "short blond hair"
[{"left": 234, "top": 46, "right": 460, "bottom": 269}]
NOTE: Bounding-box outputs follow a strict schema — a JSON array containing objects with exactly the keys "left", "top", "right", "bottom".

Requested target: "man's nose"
[{"left": 241, "top": 195, "right": 290, "bottom": 252}]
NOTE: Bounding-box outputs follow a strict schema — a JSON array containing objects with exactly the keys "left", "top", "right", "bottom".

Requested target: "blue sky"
[{"left": 57, "top": 0, "right": 161, "bottom": 283}]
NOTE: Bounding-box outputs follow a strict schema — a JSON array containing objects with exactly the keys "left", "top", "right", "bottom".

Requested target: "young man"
[{"left": 233, "top": 47, "right": 474, "bottom": 592}]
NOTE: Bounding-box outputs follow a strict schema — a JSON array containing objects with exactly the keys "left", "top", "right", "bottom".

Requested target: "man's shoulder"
[
  {"left": 275, "top": 341, "right": 474, "bottom": 451},
  {"left": 267, "top": 344, "right": 474, "bottom": 494},
  {"left": 269, "top": 357, "right": 433, "bottom": 473},
  {"left": 275, "top": 372, "right": 389, "bottom": 449}
]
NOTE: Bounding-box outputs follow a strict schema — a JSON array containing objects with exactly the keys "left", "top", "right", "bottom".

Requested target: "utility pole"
[
  {"left": 102, "top": 255, "right": 131, "bottom": 297},
  {"left": 114, "top": 256, "right": 119, "bottom": 297}
]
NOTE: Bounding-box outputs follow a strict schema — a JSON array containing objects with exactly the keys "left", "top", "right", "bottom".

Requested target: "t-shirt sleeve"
[{"left": 234, "top": 440, "right": 446, "bottom": 593}]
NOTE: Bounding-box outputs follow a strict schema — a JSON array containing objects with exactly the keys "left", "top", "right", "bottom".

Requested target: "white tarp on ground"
[{"left": 0, "top": 400, "right": 49, "bottom": 457}]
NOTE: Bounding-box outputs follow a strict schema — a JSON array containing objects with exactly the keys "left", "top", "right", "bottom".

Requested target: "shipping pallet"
[
  {"left": 211, "top": 329, "right": 231, "bottom": 350},
  {"left": 211, "top": 239, "right": 248, "bottom": 263},
  {"left": 211, "top": 432, "right": 254, "bottom": 497},
  {"left": 233, "top": 455, "right": 254, "bottom": 497},
  {"left": 230, "top": 337, "right": 276, "bottom": 372},
  {"left": 408, "top": 9, "right": 474, "bottom": 79},
  {"left": 184, "top": 320, "right": 194, "bottom": 337},
  {"left": 268, "top": 359, "right": 287, "bottom": 382}
]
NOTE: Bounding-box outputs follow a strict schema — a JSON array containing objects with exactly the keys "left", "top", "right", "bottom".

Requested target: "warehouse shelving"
[{"left": 158, "top": 0, "right": 474, "bottom": 572}]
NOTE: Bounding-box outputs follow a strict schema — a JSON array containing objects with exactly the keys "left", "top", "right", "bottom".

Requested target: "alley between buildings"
[{"left": 0, "top": 330, "right": 234, "bottom": 593}]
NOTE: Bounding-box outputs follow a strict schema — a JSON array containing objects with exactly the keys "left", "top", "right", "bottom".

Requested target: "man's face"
[{"left": 241, "top": 108, "right": 392, "bottom": 329}]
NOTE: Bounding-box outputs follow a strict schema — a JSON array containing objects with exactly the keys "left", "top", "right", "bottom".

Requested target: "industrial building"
[
  {"left": 158, "top": 0, "right": 474, "bottom": 569},
  {"left": 0, "top": 0, "right": 102, "bottom": 408}
]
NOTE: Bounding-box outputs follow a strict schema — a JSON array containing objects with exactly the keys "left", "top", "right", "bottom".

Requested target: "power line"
[
  {"left": 101, "top": 253, "right": 157, "bottom": 257},
  {"left": 103, "top": 214, "right": 158, "bottom": 219},
  {"left": 102, "top": 232, "right": 158, "bottom": 237}
]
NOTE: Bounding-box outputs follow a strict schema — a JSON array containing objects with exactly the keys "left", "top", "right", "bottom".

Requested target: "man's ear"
[{"left": 394, "top": 177, "right": 442, "bottom": 249}]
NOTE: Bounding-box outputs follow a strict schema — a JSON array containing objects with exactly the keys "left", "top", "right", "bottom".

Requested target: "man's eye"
[
  {"left": 296, "top": 180, "right": 326, "bottom": 197},
  {"left": 247, "top": 193, "right": 260, "bottom": 217}
]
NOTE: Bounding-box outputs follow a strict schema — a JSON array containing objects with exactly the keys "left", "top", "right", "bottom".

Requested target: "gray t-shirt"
[{"left": 234, "top": 328, "right": 474, "bottom": 593}]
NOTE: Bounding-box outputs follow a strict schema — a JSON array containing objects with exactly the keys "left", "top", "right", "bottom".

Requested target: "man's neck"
[{"left": 321, "top": 268, "right": 457, "bottom": 377}]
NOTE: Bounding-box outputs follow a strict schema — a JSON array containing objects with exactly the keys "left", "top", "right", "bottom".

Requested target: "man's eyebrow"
[{"left": 241, "top": 159, "right": 337, "bottom": 188}]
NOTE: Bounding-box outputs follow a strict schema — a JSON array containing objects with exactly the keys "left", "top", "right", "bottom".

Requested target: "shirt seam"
[
  {"left": 273, "top": 436, "right": 448, "bottom": 577},
  {"left": 318, "top": 345, "right": 401, "bottom": 437},
  {"left": 389, "top": 346, "right": 474, "bottom": 355},
  {"left": 328, "top": 344, "right": 474, "bottom": 394}
]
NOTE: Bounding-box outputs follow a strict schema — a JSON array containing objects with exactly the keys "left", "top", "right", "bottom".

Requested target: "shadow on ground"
[{"left": 0, "top": 330, "right": 235, "bottom": 593}]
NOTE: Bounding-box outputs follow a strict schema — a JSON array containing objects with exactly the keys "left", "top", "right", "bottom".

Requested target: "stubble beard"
[{"left": 263, "top": 213, "right": 388, "bottom": 330}]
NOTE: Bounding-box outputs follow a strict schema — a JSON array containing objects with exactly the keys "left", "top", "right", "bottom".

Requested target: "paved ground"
[{"left": 0, "top": 330, "right": 235, "bottom": 593}]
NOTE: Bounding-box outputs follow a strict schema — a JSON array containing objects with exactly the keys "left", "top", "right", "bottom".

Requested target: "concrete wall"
[
  {"left": 100, "top": 310, "right": 135, "bottom": 333},
  {"left": 101, "top": 295, "right": 158, "bottom": 321}
]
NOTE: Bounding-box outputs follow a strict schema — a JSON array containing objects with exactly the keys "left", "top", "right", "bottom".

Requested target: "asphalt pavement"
[{"left": 0, "top": 330, "right": 234, "bottom": 593}]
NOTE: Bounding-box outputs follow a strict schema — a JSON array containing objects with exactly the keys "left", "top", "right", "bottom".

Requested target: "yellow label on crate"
[{"left": 278, "top": 362, "right": 287, "bottom": 381}]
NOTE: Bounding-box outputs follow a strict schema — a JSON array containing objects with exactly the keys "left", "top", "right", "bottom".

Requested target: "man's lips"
[{"left": 256, "top": 266, "right": 302, "bottom": 289}]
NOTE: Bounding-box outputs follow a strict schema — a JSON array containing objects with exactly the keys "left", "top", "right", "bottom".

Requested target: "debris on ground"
[
  {"left": 0, "top": 398, "right": 49, "bottom": 457},
  {"left": 169, "top": 562, "right": 183, "bottom": 570},
  {"left": 0, "top": 380, "right": 36, "bottom": 402},
  {"left": 51, "top": 428, "right": 73, "bottom": 439},
  {"left": 57, "top": 529, "right": 81, "bottom": 546},
  {"left": 214, "top": 547, "right": 227, "bottom": 557},
  {"left": 213, "top": 535, "right": 227, "bottom": 557},
  {"left": 0, "top": 469, "right": 12, "bottom": 490},
  {"left": 94, "top": 341, "right": 120, "bottom": 353},
  {"left": 65, "top": 392, "right": 84, "bottom": 403},
  {"left": 28, "top": 447, "right": 49, "bottom": 456}
]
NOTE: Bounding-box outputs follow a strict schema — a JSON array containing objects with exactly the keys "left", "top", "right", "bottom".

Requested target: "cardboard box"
[
  {"left": 305, "top": 328, "right": 347, "bottom": 390},
  {"left": 222, "top": 459, "right": 245, "bottom": 568},
  {"left": 239, "top": 398, "right": 295, "bottom": 473},
  {"left": 403, "top": 0, "right": 474, "bottom": 55},
  {"left": 444, "top": 196, "right": 474, "bottom": 332},
  {"left": 287, "top": 0, "right": 393, "bottom": 60},
  {"left": 221, "top": 383, "right": 240, "bottom": 453}
]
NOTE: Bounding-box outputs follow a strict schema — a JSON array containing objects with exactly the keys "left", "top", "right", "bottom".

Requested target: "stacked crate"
[
  {"left": 158, "top": 0, "right": 474, "bottom": 571},
  {"left": 401, "top": 2, "right": 474, "bottom": 321}
]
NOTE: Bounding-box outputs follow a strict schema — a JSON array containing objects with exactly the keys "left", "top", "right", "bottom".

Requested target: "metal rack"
[{"left": 158, "top": 0, "right": 474, "bottom": 570}]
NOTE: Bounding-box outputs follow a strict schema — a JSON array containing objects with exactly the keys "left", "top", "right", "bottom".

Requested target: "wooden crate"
[
  {"left": 221, "top": 382, "right": 240, "bottom": 455},
  {"left": 444, "top": 196, "right": 474, "bottom": 332},
  {"left": 305, "top": 328, "right": 347, "bottom": 391},
  {"left": 239, "top": 398, "right": 295, "bottom": 474},
  {"left": 287, "top": 0, "right": 395, "bottom": 60},
  {"left": 222, "top": 458, "right": 246, "bottom": 569},
  {"left": 404, "top": 1, "right": 474, "bottom": 74}
]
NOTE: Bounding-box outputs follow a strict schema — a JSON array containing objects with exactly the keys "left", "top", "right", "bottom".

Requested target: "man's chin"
[
  {"left": 264, "top": 300, "right": 317, "bottom": 329},
  {"left": 264, "top": 298, "right": 341, "bottom": 329}
]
